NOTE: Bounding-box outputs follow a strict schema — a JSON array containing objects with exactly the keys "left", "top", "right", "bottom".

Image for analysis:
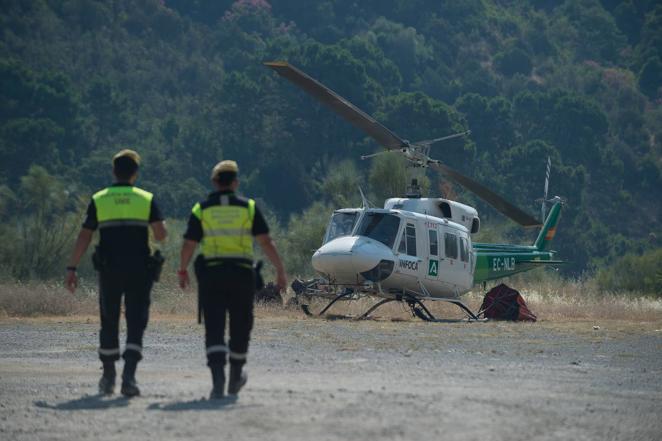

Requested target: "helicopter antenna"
[{"left": 358, "top": 186, "right": 373, "bottom": 208}]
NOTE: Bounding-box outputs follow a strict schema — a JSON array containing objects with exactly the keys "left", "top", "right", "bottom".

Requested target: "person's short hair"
[
  {"left": 216, "top": 171, "right": 237, "bottom": 186},
  {"left": 113, "top": 149, "right": 140, "bottom": 181},
  {"left": 211, "top": 160, "right": 239, "bottom": 186}
]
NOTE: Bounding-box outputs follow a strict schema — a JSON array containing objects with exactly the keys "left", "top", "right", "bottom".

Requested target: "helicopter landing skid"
[
  {"left": 355, "top": 295, "right": 481, "bottom": 322},
  {"left": 292, "top": 279, "right": 481, "bottom": 322},
  {"left": 406, "top": 298, "right": 479, "bottom": 322},
  {"left": 299, "top": 289, "right": 355, "bottom": 317},
  {"left": 410, "top": 283, "right": 481, "bottom": 322},
  {"left": 300, "top": 294, "right": 481, "bottom": 322},
  {"left": 357, "top": 298, "right": 399, "bottom": 320}
]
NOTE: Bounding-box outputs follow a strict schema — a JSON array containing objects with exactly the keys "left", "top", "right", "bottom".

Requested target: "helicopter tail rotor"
[{"left": 541, "top": 156, "right": 551, "bottom": 222}]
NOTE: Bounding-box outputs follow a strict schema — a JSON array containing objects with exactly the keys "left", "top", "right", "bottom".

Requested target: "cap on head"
[{"left": 112, "top": 149, "right": 141, "bottom": 181}]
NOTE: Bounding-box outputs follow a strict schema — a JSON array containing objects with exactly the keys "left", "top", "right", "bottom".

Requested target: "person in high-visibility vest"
[
  {"left": 65, "top": 149, "right": 167, "bottom": 397},
  {"left": 178, "top": 160, "right": 287, "bottom": 399}
]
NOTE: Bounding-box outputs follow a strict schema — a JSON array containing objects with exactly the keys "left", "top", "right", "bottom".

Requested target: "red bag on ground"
[{"left": 480, "top": 283, "right": 537, "bottom": 321}]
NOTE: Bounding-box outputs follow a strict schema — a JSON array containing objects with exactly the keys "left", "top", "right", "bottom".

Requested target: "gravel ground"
[{"left": 1, "top": 312, "right": 661, "bottom": 441}]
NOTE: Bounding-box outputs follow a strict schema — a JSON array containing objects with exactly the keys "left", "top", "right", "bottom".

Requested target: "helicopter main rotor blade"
[
  {"left": 265, "top": 61, "right": 407, "bottom": 150},
  {"left": 267, "top": 61, "right": 540, "bottom": 227},
  {"left": 431, "top": 163, "right": 542, "bottom": 227}
]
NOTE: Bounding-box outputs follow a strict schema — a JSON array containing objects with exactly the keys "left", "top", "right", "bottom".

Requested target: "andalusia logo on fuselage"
[{"left": 428, "top": 260, "right": 438, "bottom": 277}]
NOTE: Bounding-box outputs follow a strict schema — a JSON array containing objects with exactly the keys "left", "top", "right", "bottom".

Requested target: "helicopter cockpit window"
[
  {"left": 356, "top": 212, "right": 401, "bottom": 249},
  {"left": 324, "top": 212, "right": 359, "bottom": 243},
  {"left": 445, "top": 232, "right": 458, "bottom": 260}
]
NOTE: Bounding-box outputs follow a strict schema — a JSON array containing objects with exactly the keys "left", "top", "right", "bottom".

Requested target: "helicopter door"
[
  {"left": 459, "top": 235, "right": 473, "bottom": 288},
  {"left": 395, "top": 222, "right": 420, "bottom": 281},
  {"left": 439, "top": 228, "right": 462, "bottom": 289},
  {"left": 425, "top": 228, "right": 440, "bottom": 282}
]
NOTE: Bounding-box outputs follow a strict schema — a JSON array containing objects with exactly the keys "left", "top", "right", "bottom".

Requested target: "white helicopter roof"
[
  {"left": 384, "top": 197, "right": 480, "bottom": 233},
  {"left": 390, "top": 208, "right": 470, "bottom": 234},
  {"left": 351, "top": 206, "right": 470, "bottom": 234}
]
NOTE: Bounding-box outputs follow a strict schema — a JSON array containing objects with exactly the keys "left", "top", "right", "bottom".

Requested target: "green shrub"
[
  {"left": 278, "top": 202, "right": 331, "bottom": 277},
  {"left": 0, "top": 166, "right": 83, "bottom": 280},
  {"left": 596, "top": 248, "right": 662, "bottom": 296}
]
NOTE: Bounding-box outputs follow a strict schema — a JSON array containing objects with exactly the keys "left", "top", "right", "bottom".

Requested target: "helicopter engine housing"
[{"left": 384, "top": 198, "right": 480, "bottom": 234}]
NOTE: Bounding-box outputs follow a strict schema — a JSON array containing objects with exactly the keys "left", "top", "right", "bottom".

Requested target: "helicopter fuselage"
[
  {"left": 312, "top": 200, "right": 562, "bottom": 300},
  {"left": 312, "top": 207, "right": 475, "bottom": 299}
]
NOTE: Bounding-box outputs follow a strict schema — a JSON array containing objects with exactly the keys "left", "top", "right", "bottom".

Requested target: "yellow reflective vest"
[
  {"left": 192, "top": 197, "right": 256, "bottom": 262},
  {"left": 92, "top": 186, "right": 153, "bottom": 228}
]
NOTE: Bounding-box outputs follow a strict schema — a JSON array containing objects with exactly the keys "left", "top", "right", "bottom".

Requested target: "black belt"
[{"left": 202, "top": 257, "right": 253, "bottom": 267}]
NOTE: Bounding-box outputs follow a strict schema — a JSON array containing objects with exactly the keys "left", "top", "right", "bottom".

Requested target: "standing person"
[
  {"left": 65, "top": 149, "right": 167, "bottom": 397},
  {"left": 177, "top": 160, "right": 287, "bottom": 399}
]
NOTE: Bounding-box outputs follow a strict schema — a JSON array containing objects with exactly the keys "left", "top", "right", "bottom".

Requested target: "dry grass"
[
  {"left": 0, "top": 280, "right": 97, "bottom": 317},
  {"left": 1, "top": 275, "right": 660, "bottom": 322},
  {"left": 0, "top": 274, "right": 301, "bottom": 320},
  {"left": 275, "top": 276, "right": 662, "bottom": 323},
  {"left": 514, "top": 277, "right": 662, "bottom": 321}
]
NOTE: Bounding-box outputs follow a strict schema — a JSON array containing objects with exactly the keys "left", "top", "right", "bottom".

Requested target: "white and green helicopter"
[{"left": 267, "top": 62, "right": 564, "bottom": 321}]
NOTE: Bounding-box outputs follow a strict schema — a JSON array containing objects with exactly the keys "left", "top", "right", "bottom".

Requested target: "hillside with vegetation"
[{"left": 0, "top": 0, "right": 660, "bottom": 293}]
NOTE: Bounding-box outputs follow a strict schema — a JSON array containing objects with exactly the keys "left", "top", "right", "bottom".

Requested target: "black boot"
[
  {"left": 209, "top": 365, "right": 225, "bottom": 400},
  {"left": 227, "top": 364, "right": 247, "bottom": 396},
  {"left": 98, "top": 362, "right": 116, "bottom": 395},
  {"left": 120, "top": 359, "right": 140, "bottom": 397}
]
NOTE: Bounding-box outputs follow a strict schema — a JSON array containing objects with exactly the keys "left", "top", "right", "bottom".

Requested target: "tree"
[
  {"left": 279, "top": 202, "right": 332, "bottom": 276},
  {"left": 84, "top": 79, "right": 130, "bottom": 149},
  {"left": 368, "top": 153, "right": 422, "bottom": 205},
  {"left": 0, "top": 166, "right": 81, "bottom": 279},
  {"left": 0, "top": 118, "right": 63, "bottom": 183},
  {"left": 553, "top": 0, "right": 627, "bottom": 63},
  {"left": 493, "top": 47, "right": 533, "bottom": 77},
  {"left": 455, "top": 93, "right": 515, "bottom": 153},
  {"left": 638, "top": 57, "right": 662, "bottom": 98},
  {"left": 320, "top": 159, "right": 364, "bottom": 208},
  {"left": 365, "top": 17, "right": 433, "bottom": 87}
]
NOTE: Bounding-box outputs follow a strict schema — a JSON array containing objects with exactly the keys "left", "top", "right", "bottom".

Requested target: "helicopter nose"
[{"left": 312, "top": 236, "right": 395, "bottom": 283}]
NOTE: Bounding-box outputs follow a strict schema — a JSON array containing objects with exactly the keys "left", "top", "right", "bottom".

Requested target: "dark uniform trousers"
[
  {"left": 199, "top": 264, "right": 255, "bottom": 368},
  {"left": 98, "top": 266, "right": 153, "bottom": 363}
]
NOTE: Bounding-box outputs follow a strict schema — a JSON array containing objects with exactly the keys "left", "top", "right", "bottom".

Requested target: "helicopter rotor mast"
[{"left": 265, "top": 61, "right": 542, "bottom": 227}]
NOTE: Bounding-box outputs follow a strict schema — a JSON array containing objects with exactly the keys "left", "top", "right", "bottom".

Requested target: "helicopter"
[{"left": 265, "top": 61, "right": 564, "bottom": 321}]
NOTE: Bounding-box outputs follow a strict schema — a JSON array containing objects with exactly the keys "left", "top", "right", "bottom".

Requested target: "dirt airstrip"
[{"left": 1, "top": 306, "right": 661, "bottom": 441}]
